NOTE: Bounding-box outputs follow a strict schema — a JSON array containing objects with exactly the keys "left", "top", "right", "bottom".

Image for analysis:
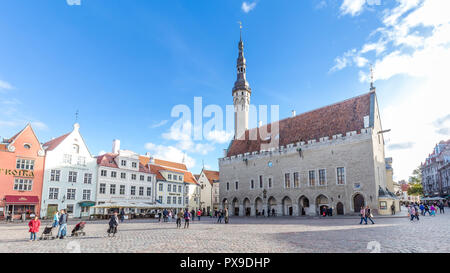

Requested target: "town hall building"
[{"left": 219, "top": 32, "right": 394, "bottom": 216}]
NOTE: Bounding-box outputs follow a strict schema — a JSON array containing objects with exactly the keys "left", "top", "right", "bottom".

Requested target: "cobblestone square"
[{"left": 0, "top": 208, "right": 448, "bottom": 253}]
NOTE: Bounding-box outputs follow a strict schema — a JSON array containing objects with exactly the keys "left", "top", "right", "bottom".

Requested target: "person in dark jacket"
[
  {"left": 119, "top": 209, "right": 125, "bottom": 223},
  {"left": 57, "top": 209, "right": 68, "bottom": 239},
  {"left": 108, "top": 212, "right": 119, "bottom": 237}
]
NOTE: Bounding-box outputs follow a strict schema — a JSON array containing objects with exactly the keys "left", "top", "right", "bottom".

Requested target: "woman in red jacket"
[{"left": 28, "top": 216, "right": 41, "bottom": 241}]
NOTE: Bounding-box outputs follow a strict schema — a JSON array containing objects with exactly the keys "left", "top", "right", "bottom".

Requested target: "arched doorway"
[
  {"left": 315, "top": 194, "right": 329, "bottom": 216},
  {"left": 336, "top": 202, "right": 344, "bottom": 215},
  {"left": 298, "top": 196, "right": 309, "bottom": 216},
  {"left": 243, "top": 198, "right": 251, "bottom": 216},
  {"left": 282, "top": 196, "right": 293, "bottom": 216},
  {"left": 268, "top": 197, "right": 277, "bottom": 217},
  {"left": 353, "top": 194, "right": 365, "bottom": 213},
  {"left": 232, "top": 198, "right": 239, "bottom": 216},
  {"left": 254, "top": 197, "right": 263, "bottom": 216}
]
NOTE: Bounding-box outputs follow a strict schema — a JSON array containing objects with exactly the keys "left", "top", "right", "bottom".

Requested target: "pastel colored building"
[
  {"left": 40, "top": 123, "right": 98, "bottom": 219},
  {"left": 0, "top": 124, "right": 45, "bottom": 219}
]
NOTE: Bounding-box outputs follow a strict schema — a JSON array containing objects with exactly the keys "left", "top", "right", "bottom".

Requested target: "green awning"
[{"left": 78, "top": 201, "right": 96, "bottom": 207}]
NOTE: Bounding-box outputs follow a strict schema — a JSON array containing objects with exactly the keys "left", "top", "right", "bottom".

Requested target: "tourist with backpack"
[{"left": 184, "top": 209, "right": 191, "bottom": 229}]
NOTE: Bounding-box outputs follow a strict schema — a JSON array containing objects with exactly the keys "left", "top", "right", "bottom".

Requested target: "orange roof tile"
[{"left": 202, "top": 169, "right": 220, "bottom": 185}]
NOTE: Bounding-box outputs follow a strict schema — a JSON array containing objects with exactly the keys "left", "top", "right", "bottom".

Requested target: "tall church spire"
[
  {"left": 370, "top": 64, "right": 376, "bottom": 92},
  {"left": 233, "top": 22, "right": 251, "bottom": 94},
  {"left": 233, "top": 23, "right": 251, "bottom": 140}
]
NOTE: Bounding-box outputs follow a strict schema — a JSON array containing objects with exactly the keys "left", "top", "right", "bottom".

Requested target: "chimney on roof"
[
  {"left": 112, "top": 139, "right": 120, "bottom": 154},
  {"left": 292, "top": 110, "right": 296, "bottom": 117}
]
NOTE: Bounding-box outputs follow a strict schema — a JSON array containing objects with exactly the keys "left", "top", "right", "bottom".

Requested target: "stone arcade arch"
[
  {"left": 232, "top": 197, "right": 239, "bottom": 216},
  {"left": 254, "top": 197, "right": 263, "bottom": 216},
  {"left": 282, "top": 196, "right": 293, "bottom": 216},
  {"left": 336, "top": 202, "right": 344, "bottom": 215},
  {"left": 315, "top": 194, "right": 329, "bottom": 216},
  {"left": 353, "top": 193, "right": 365, "bottom": 213},
  {"left": 298, "top": 195, "right": 310, "bottom": 216},
  {"left": 267, "top": 196, "right": 277, "bottom": 216},
  {"left": 243, "top": 198, "right": 251, "bottom": 216},
  {"left": 222, "top": 198, "right": 229, "bottom": 211}
]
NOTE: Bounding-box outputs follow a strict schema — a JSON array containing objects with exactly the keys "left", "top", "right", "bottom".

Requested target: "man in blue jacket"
[{"left": 57, "top": 209, "right": 68, "bottom": 239}]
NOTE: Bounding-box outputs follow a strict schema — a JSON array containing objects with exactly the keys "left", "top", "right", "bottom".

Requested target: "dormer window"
[{"left": 24, "top": 144, "right": 31, "bottom": 149}]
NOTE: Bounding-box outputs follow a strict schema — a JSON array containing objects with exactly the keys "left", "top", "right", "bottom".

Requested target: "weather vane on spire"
[
  {"left": 238, "top": 21, "right": 242, "bottom": 40},
  {"left": 75, "top": 109, "right": 79, "bottom": 123}
]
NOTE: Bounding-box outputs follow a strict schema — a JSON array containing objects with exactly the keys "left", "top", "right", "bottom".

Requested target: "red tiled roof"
[
  {"left": 203, "top": 170, "right": 220, "bottom": 185},
  {"left": 227, "top": 92, "right": 372, "bottom": 157},
  {"left": 148, "top": 158, "right": 197, "bottom": 185},
  {"left": 97, "top": 153, "right": 119, "bottom": 168},
  {"left": 43, "top": 133, "right": 70, "bottom": 151}
]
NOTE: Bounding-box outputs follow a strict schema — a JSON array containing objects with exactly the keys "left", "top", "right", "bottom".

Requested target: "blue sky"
[{"left": 1, "top": 0, "right": 449, "bottom": 180}]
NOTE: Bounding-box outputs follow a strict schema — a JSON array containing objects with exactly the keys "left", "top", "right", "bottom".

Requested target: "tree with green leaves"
[{"left": 408, "top": 166, "right": 423, "bottom": 196}]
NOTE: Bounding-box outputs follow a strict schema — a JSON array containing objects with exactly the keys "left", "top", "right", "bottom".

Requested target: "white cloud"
[
  {"left": 145, "top": 142, "right": 196, "bottom": 169},
  {"left": 98, "top": 150, "right": 107, "bottom": 156},
  {"left": 0, "top": 79, "right": 13, "bottom": 90},
  {"left": 205, "top": 130, "right": 233, "bottom": 144},
  {"left": 242, "top": 1, "right": 257, "bottom": 13},
  {"left": 150, "top": 120, "right": 168, "bottom": 128},
  {"left": 340, "top": 0, "right": 366, "bottom": 16},
  {"left": 66, "top": 0, "right": 81, "bottom": 6},
  {"left": 332, "top": 0, "right": 450, "bottom": 180},
  {"left": 31, "top": 121, "right": 48, "bottom": 130}
]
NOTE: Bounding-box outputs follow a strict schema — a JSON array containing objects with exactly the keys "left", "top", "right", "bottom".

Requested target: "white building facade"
[
  {"left": 95, "top": 140, "right": 155, "bottom": 213},
  {"left": 197, "top": 169, "right": 220, "bottom": 215},
  {"left": 40, "top": 123, "right": 97, "bottom": 219}
]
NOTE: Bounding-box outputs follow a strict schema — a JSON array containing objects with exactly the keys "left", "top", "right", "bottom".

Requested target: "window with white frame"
[
  {"left": 168, "top": 184, "right": 172, "bottom": 192},
  {"left": 77, "top": 156, "right": 86, "bottom": 166},
  {"left": 82, "top": 189, "right": 91, "bottom": 200},
  {"left": 130, "top": 186, "right": 136, "bottom": 196},
  {"left": 308, "top": 170, "right": 315, "bottom": 187},
  {"left": 49, "top": 187, "right": 59, "bottom": 199},
  {"left": 101, "top": 170, "right": 107, "bottom": 177},
  {"left": 13, "top": 178, "right": 33, "bottom": 191},
  {"left": 120, "top": 185, "right": 125, "bottom": 195},
  {"left": 131, "top": 174, "right": 136, "bottom": 180},
  {"left": 158, "top": 183, "right": 163, "bottom": 191},
  {"left": 110, "top": 184, "right": 116, "bottom": 195},
  {"left": 140, "top": 175, "right": 144, "bottom": 181},
  {"left": 68, "top": 171, "right": 77, "bottom": 183},
  {"left": 63, "top": 154, "right": 72, "bottom": 164},
  {"left": 178, "top": 197, "right": 182, "bottom": 204},
  {"left": 178, "top": 185, "right": 182, "bottom": 192},
  {"left": 139, "top": 187, "right": 144, "bottom": 196},
  {"left": 284, "top": 173, "right": 291, "bottom": 188},
  {"left": 111, "top": 171, "right": 117, "bottom": 178},
  {"left": 147, "top": 176, "right": 151, "bottom": 182},
  {"left": 319, "top": 169, "right": 326, "bottom": 186},
  {"left": 168, "top": 174, "right": 172, "bottom": 180},
  {"left": 158, "top": 196, "right": 162, "bottom": 203},
  {"left": 16, "top": 158, "right": 35, "bottom": 170},
  {"left": 99, "top": 183, "right": 106, "bottom": 194},
  {"left": 84, "top": 173, "right": 92, "bottom": 184},
  {"left": 337, "top": 167, "right": 346, "bottom": 185},
  {"left": 67, "top": 189, "right": 76, "bottom": 200},
  {"left": 132, "top": 162, "right": 137, "bottom": 168},
  {"left": 50, "top": 170, "right": 61, "bottom": 182},
  {"left": 167, "top": 196, "right": 171, "bottom": 204},
  {"left": 121, "top": 172, "right": 126, "bottom": 179},
  {"left": 146, "top": 187, "right": 151, "bottom": 196},
  {"left": 121, "top": 160, "right": 126, "bottom": 166}
]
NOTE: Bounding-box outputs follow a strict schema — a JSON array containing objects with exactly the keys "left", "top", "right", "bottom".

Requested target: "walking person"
[
  {"left": 359, "top": 206, "right": 367, "bottom": 225},
  {"left": 197, "top": 209, "right": 201, "bottom": 221},
  {"left": 217, "top": 210, "right": 223, "bottom": 223},
  {"left": 424, "top": 205, "right": 431, "bottom": 216},
  {"left": 52, "top": 211, "right": 59, "bottom": 228},
  {"left": 365, "top": 206, "right": 375, "bottom": 224},
  {"left": 176, "top": 210, "right": 183, "bottom": 228},
  {"left": 183, "top": 209, "right": 191, "bottom": 229},
  {"left": 191, "top": 209, "right": 195, "bottom": 222},
  {"left": 419, "top": 203, "right": 425, "bottom": 216},
  {"left": 408, "top": 205, "right": 417, "bottom": 221},
  {"left": 57, "top": 209, "right": 68, "bottom": 239},
  {"left": 439, "top": 203, "right": 445, "bottom": 214},
  {"left": 119, "top": 208, "right": 125, "bottom": 223},
  {"left": 224, "top": 208, "right": 229, "bottom": 224},
  {"left": 28, "top": 216, "right": 41, "bottom": 242},
  {"left": 108, "top": 212, "right": 119, "bottom": 237},
  {"left": 391, "top": 203, "right": 396, "bottom": 215},
  {"left": 168, "top": 210, "right": 172, "bottom": 222},
  {"left": 158, "top": 210, "right": 162, "bottom": 222},
  {"left": 430, "top": 204, "right": 436, "bottom": 216}
]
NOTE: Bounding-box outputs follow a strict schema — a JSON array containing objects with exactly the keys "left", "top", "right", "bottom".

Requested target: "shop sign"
[{"left": 0, "top": 169, "right": 34, "bottom": 177}]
